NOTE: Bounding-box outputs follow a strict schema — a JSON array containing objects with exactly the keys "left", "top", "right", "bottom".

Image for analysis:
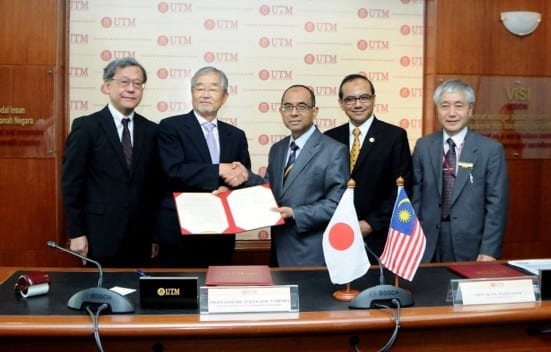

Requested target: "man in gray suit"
[
  {"left": 412, "top": 79, "right": 509, "bottom": 262},
  {"left": 248, "top": 85, "right": 349, "bottom": 266}
]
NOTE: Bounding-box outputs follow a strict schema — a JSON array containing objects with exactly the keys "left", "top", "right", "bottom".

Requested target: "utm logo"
[
  {"left": 315, "top": 118, "right": 337, "bottom": 129},
  {"left": 257, "top": 134, "right": 287, "bottom": 145},
  {"left": 304, "top": 22, "right": 337, "bottom": 32},
  {"left": 400, "top": 87, "right": 423, "bottom": 98},
  {"left": 259, "top": 4, "right": 293, "bottom": 16},
  {"left": 310, "top": 86, "right": 337, "bottom": 96},
  {"left": 157, "top": 68, "right": 193, "bottom": 80},
  {"left": 70, "top": 33, "right": 88, "bottom": 44},
  {"left": 70, "top": 100, "right": 89, "bottom": 110},
  {"left": 357, "top": 8, "right": 390, "bottom": 19},
  {"left": 204, "top": 19, "right": 238, "bottom": 31},
  {"left": 399, "top": 118, "right": 422, "bottom": 129},
  {"left": 101, "top": 17, "right": 136, "bottom": 28},
  {"left": 258, "top": 69, "right": 293, "bottom": 81},
  {"left": 401, "top": 25, "right": 424, "bottom": 35},
  {"left": 203, "top": 52, "right": 238, "bottom": 63},
  {"left": 157, "top": 35, "right": 192, "bottom": 46},
  {"left": 357, "top": 40, "right": 389, "bottom": 51},
  {"left": 258, "top": 37, "right": 293, "bottom": 48},
  {"left": 69, "top": 67, "right": 89, "bottom": 77},
  {"left": 400, "top": 56, "right": 423, "bottom": 67},
  {"left": 157, "top": 2, "right": 192, "bottom": 13},
  {"left": 257, "top": 102, "right": 283, "bottom": 113},
  {"left": 366, "top": 72, "right": 389, "bottom": 81},
  {"left": 156, "top": 101, "right": 189, "bottom": 113},
  {"left": 304, "top": 53, "right": 337, "bottom": 65},
  {"left": 70, "top": 1, "right": 88, "bottom": 10},
  {"left": 100, "top": 50, "right": 136, "bottom": 61}
]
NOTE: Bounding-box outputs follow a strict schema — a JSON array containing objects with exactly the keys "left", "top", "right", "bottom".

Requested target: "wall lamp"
[{"left": 501, "top": 11, "right": 542, "bottom": 37}]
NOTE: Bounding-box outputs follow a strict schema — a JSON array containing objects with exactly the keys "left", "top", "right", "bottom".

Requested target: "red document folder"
[
  {"left": 448, "top": 263, "right": 527, "bottom": 279},
  {"left": 205, "top": 265, "right": 273, "bottom": 286},
  {"left": 174, "top": 184, "right": 285, "bottom": 235}
]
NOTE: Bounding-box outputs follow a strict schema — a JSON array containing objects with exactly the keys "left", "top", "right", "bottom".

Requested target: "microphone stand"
[
  {"left": 349, "top": 244, "right": 413, "bottom": 309},
  {"left": 46, "top": 241, "right": 134, "bottom": 313}
]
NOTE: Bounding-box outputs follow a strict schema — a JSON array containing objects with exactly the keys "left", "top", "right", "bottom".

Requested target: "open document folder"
[{"left": 174, "top": 184, "right": 285, "bottom": 234}]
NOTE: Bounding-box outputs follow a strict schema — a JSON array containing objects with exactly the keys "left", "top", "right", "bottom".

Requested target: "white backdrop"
[{"left": 69, "top": 0, "right": 425, "bottom": 239}]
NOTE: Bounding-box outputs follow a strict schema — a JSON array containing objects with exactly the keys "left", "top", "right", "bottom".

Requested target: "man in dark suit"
[
  {"left": 247, "top": 85, "right": 349, "bottom": 266},
  {"left": 412, "top": 79, "right": 509, "bottom": 262},
  {"left": 157, "top": 66, "right": 250, "bottom": 267},
  {"left": 61, "top": 57, "right": 161, "bottom": 268},
  {"left": 325, "top": 74, "right": 413, "bottom": 259}
]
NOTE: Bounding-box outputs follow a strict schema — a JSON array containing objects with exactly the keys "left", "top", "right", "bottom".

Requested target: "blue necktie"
[
  {"left": 284, "top": 141, "right": 299, "bottom": 178},
  {"left": 202, "top": 122, "right": 219, "bottom": 164}
]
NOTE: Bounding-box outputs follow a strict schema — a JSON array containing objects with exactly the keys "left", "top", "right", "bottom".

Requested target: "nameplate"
[
  {"left": 199, "top": 285, "right": 299, "bottom": 314},
  {"left": 139, "top": 276, "right": 198, "bottom": 309},
  {"left": 540, "top": 269, "right": 551, "bottom": 299},
  {"left": 452, "top": 277, "right": 537, "bottom": 306}
]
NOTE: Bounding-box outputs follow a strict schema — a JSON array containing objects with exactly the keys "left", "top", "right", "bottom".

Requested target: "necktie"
[
  {"left": 350, "top": 127, "right": 361, "bottom": 171},
  {"left": 121, "top": 118, "right": 132, "bottom": 167},
  {"left": 284, "top": 141, "right": 299, "bottom": 178},
  {"left": 441, "top": 138, "right": 456, "bottom": 220},
  {"left": 202, "top": 122, "right": 219, "bottom": 164}
]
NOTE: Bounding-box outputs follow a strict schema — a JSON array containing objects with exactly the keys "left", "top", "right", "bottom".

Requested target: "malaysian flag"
[{"left": 380, "top": 185, "right": 426, "bottom": 281}]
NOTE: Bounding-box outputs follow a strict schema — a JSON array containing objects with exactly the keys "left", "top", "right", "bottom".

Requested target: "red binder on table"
[
  {"left": 448, "top": 263, "right": 526, "bottom": 279},
  {"left": 205, "top": 265, "right": 273, "bottom": 286}
]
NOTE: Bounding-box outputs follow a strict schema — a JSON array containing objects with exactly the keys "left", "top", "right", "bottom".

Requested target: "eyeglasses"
[
  {"left": 109, "top": 77, "right": 145, "bottom": 90},
  {"left": 342, "top": 94, "right": 375, "bottom": 105},
  {"left": 279, "top": 103, "right": 314, "bottom": 113}
]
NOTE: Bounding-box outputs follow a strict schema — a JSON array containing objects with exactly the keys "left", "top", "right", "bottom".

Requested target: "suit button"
[{"left": 436, "top": 224, "right": 441, "bottom": 229}]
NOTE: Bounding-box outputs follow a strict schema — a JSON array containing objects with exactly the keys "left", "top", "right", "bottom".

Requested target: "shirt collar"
[
  {"left": 443, "top": 127, "right": 468, "bottom": 147},
  {"left": 108, "top": 103, "right": 134, "bottom": 124},
  {"left": 349, "top": 115, "right": 374, "bottom": 136},
  {"left": 290, "top": 124, "right": 316, "bottom": 150}
]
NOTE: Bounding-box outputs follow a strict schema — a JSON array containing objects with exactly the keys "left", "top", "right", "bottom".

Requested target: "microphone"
[
  {"left": 46, "top": 241, "right": 134, "bottom": 313},
  {"left": 349, "top": 243, "right": 413, "bottom": 309}
]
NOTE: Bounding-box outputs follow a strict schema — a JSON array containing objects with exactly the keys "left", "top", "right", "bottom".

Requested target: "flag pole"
[{"left": 331, "top": 179, "right": 361, "bottom": 302}]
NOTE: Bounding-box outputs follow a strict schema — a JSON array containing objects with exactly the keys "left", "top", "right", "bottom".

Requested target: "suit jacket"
[
  {"left": 249, "top": 127, "right": 349, "bottom": 266},
  {"left": 156, "top": 111, "right": 251, "bottom": 246},
  {"left": 325, "top": 117, "right": 413, "bottom": 256},
  {"left": 412, "top": 130, "right": 509, "bottom": 262},
  {"left": 61, "top": 106, "right": 161, "bottom": 262}
]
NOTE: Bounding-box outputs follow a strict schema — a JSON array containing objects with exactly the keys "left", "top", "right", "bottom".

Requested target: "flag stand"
[{"left": 332, "top": 283, "right": 360, "bottom": 301}]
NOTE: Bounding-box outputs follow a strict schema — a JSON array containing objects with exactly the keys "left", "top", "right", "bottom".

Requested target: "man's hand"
[
  {"left": 476, "top": 254, "right": 496, "bottom": 261},
  {"left": 69, "top": 236, "right": 89, "bottom": 265},
  {"left": 220, "top": 162, "right": 249, "bottom": 187},
  {"left": 359, "top": 220, "right": 373, "bottom": 237},
  {"left": 273, "top": 206, "right": 294, "bottom": 219},
  {"left": 212, "top": 186, "right": 230, "bottom": 195}
]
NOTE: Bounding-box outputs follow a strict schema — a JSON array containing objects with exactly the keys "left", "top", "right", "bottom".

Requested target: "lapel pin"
[{"left": 369, "top": 137, "right": 375, "bottom": 143}]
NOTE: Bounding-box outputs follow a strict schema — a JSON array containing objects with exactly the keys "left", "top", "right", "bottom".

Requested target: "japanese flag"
[{"left": 322, "top": 187, "right": 370, "bottom": 284}]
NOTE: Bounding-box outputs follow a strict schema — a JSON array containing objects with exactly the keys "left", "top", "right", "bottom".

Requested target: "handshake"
[{"left": 219, "top": 161, "right": 250, "bottom": 187}]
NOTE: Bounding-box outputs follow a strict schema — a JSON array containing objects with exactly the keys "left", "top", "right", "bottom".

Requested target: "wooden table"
[{"left": 0, "top": 266, "right": 549, "bottom": 351}]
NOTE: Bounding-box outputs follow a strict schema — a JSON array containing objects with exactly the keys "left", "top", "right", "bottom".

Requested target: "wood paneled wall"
[
  {"left": 0, "top": 0, "right": 74, "bottom": 266},
  {"left": 0, "top": 0, "right": 549, "bottom": 267},
  {"left": 425, "top": 0, "right": 551, "bottom": 259}
]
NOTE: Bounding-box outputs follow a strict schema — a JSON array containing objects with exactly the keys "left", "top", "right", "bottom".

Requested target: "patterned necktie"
[
  {"left": 202, "top": 122, "right": 219, "bottom": 164},
  {"left": 350, "top": 127, "right": 361, "bottom": 171},
  {"left": 441, "top": 138, "right": 456, "bottom": 219},
  {"left": 121, "top": 118, "right": 132, "bottom": 167},
  {"left": 284, "top": 141, "right": 299, "bottom": 178}
]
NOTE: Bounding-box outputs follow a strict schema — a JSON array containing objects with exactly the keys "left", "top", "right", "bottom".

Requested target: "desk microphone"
[
  {"left": 46, "top": 241, "right": 134, "bottom": 313},
  {"left": 349, "top": 244, "right": 413, "bottom": 309}
]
